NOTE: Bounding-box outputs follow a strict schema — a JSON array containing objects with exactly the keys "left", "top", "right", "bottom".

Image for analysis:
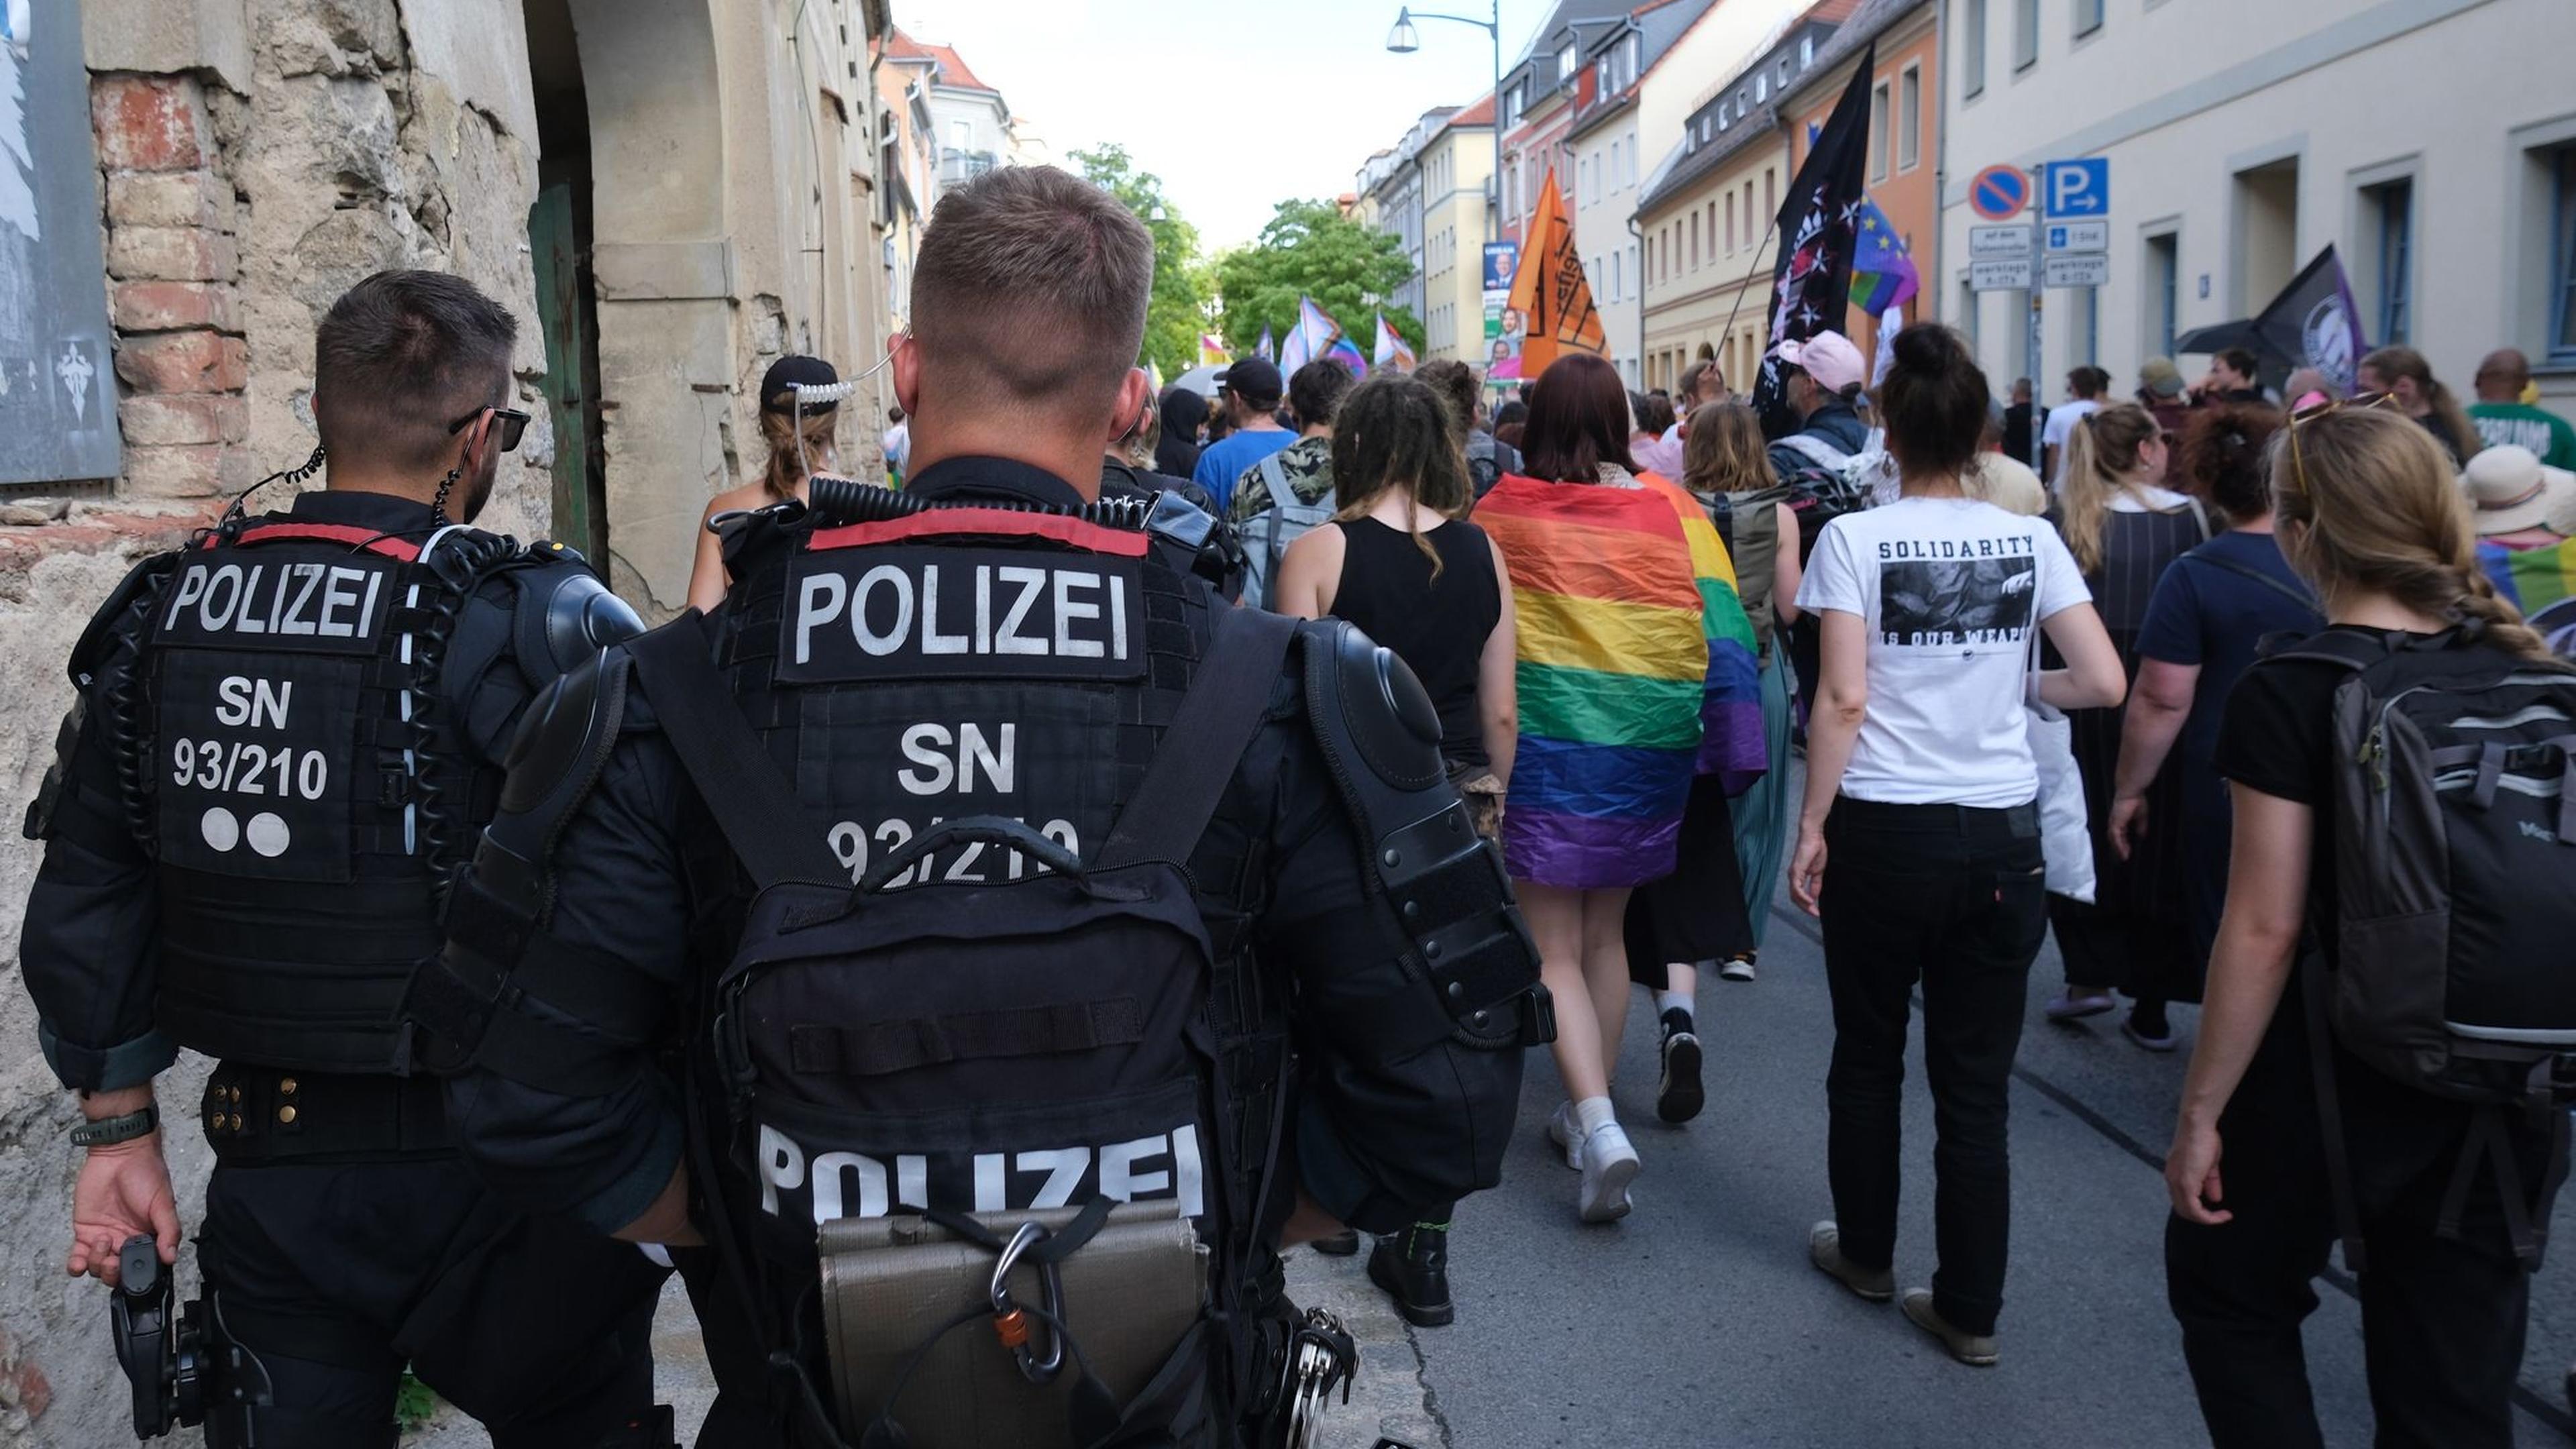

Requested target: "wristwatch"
[{"left": 69, "top": 1106, "right": 158, "bottom": 1148}]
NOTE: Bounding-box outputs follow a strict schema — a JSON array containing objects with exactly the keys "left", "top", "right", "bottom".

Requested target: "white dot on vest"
[
  {"left": 246, "top": 812, "right": 291, "bottom": 858},
  {"left": 201, "top": 807, "right": 239, "bottom": 852}
]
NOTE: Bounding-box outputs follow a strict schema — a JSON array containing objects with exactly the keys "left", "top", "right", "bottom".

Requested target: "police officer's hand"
[{"left": 67, "top": 1135, "right": 180, "bottom": 1285}]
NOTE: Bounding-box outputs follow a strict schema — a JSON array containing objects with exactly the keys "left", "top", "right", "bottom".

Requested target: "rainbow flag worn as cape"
[
  {"left": 1475, "top": 474, "right": 1766, "bottom": 888},
  {"left": 1642, "top": 471, "right": 1769, "bottom": 791}
]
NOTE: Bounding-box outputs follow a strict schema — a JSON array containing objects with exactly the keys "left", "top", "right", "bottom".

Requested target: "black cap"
[
  {"left": 759, "top": 355, "right": 840, "bottom": 415},
  {"left": 1216, "top": 358, "right": 1283, "bottom": 405}
]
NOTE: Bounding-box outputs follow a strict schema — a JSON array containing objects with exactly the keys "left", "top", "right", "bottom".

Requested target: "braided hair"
[{"left": 2269, "top": 407, "right": 2560, "bottom": 662}]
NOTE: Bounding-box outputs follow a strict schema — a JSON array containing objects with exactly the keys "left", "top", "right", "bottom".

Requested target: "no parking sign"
[{"left": 1968, "top": 164, "right": 2029, "bottom": 221}]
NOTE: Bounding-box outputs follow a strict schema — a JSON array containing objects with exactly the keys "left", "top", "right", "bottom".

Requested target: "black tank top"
[{"left": 1329, "top": 516, "right": 1502, "bottom": 769}]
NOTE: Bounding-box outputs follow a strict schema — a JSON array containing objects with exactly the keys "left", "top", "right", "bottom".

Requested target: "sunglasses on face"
[{"left": 447, "top": 405, "right": 533, "bottom": 453}]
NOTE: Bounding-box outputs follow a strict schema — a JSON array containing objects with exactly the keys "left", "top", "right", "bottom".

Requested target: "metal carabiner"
[{"left": 987, "top": 1220, "right": 1067, "bottom": 1385}]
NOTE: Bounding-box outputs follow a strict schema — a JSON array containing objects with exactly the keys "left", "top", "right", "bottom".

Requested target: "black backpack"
[
  {"left": 2268, "top": 628, "right": 2576, "bottom": 1267},
  {"left": 625, "top": 604, "right": 1299, "bottom": 1448}
]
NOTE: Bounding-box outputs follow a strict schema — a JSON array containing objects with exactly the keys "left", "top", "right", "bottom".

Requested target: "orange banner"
[{"left": 1506, "top": 164, "right": 1605, "bottom": 377}]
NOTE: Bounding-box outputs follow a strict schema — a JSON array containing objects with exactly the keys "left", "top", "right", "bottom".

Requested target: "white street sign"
[
  {"left": 2044, "top": 253, "right": 2110, "bottom": 288},
  {"left": 1969, "top": 225, "right": 2033, "bottom": 260},
  {"left": 2045, "top": 221, "right": 2108, "bottom": 254},
  {"left": 1972, "top": 258, "right": 2035, "bottom": 291}
]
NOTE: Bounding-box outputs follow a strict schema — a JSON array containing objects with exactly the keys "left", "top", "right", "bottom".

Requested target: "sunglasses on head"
[
  {"left": 2284, "top": 390, "right": 2402, "bottom": 499},
  {"left": 447, "top": 405, "right": 532, "bottom": 453}
]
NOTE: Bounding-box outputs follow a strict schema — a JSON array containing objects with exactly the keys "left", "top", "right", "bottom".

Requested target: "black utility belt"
[{"left": 200, "top": 1065, "right": 450, "bottom": 1165}]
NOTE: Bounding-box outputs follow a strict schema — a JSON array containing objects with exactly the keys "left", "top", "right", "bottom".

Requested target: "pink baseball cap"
[{"left": 1778, "top": 331, "right": 1868, "bottom": 393}]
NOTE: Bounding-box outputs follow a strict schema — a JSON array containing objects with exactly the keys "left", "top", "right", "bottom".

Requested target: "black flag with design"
[{"left": 1752, "top": 44, "right": 1878, "bottom": 441}]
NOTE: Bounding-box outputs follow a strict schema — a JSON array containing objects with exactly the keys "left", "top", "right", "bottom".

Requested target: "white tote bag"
[{"left": 2025, "top": 621, "right": 2096, "bottom": 904}]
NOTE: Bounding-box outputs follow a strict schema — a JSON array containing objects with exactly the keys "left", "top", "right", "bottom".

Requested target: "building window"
[
  {"left": 1870, "top": 81, "right": 1892, "bottom": 182},
  {"left": 1706, "top": 201, "right": 1716, "bottom": 258},
  {"left": 2015, "top": 0, "right": 2039, "bottom": 70},
  {"left": 1965, "top": 0, "right": 1987, "bottom": 97},
  {"left": 1764, "top": 168, "right": 1775, "bottom": 221},
  {"left": 2074, "top": 0, "right": 2104, "bottom": 38},
  {"left": 1960, "top": 280, "right": 1980, "bottom": 351},
  {"left": 2554, "top": 146, "right": 2576, "bottom": 362},
  {"left": 1756, "top": 71, "right": 1768, "bottom": 103},
  {"left": 2072, "top": 286, "right": 2098, "bottom": 366},
  {"left": 1776, "top": 58, "right": 1790, "bottom": 87},
  {"left": 2367, "top": 177, "right": 2414, "bottom": 345},
  {"left": 1627, "top": 243, "right": 1637, "bottom": 299},
  {"left": 1611, "top": 249, "right": 1622, "bottom": 301},
  {"left": 1690, "top": 211, "right": 1701, "bottom": 268},
  {"left": 2145, "top": 231, "right": 2179, "bottom": 358},
  {"left": 1899, "top": 67, "right": 1921, "bottom": 171},
  {"left": 1801, "top": 34, "right": 1815, "bottom": 64},
  {"left": 1726, "top": 193, "right": 1737, "bottom": 252}
]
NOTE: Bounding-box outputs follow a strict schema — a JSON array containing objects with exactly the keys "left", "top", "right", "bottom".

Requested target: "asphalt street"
[
  {"left": 1291, "top": 879, "right": 2576, "bottom": 1448},
  {"left": 419, "top": 809, "right": 2576, "bottom": 1449}
]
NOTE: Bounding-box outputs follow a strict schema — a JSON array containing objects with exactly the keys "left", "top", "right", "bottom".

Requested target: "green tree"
[
  {"left": 1069, "top": 144, "right": 1205, "bottom": 381},
  {"left": 1214, "top": 199, "right": 1421, "bottom": 363}
]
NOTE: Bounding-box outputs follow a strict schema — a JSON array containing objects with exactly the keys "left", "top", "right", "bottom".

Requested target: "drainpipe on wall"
[
  {"left": 1628, "top": 211, "right": 1646, "bottom": 386},
  {"left": 1929, "top": 0, "right": 1947, "bottom": 332}
]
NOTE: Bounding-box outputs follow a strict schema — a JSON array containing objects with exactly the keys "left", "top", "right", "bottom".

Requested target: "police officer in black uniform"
[
  {"left": 410, "top": 167, "right": 1544, "bottom": 1447},
  {"left": 19, "top": 270, "right": 667, "bottom": 1447}
]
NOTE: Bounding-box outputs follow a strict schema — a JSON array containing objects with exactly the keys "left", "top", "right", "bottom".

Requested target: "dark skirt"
[
  {"left": 1625, "top": 773, "right": 1754, "bottom": 984},
  {"left": 2049, "top": 681, "right": 2200, "bottom": 1004}
]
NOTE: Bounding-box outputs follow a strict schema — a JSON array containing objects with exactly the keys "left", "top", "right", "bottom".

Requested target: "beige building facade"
[
  {"left": 1418, "top": 97, "right": 1496, "bottom": 362},
  {"left": 1939, "top": 0, "right": 2576, "bottom": 414}
]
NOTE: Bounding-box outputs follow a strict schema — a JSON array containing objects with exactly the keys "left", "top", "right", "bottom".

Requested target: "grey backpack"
[
  {"left": 2268, "top": 628, "right": 2576, "bottom": 1268},
  {"left": 1238, "top": 453, "right": 1335, "bottom": 610}
]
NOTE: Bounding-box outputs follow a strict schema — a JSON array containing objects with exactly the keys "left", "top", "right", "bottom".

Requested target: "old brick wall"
[{"left": 0, "top": 4, "right": 547, "bottom": 1442}]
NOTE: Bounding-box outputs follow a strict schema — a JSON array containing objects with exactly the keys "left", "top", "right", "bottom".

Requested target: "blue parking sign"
[{"left": 2045, "top": 158, "right": 2109, "bottom": 219}]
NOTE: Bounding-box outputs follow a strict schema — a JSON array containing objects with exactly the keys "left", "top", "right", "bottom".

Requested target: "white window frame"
[
  {"left": 1964, "top": 0, "right": 1987, "bottom": 97},
  {"left": 1898, "top": 65, "right": 1921, "bottom": 172},
  {"left": 1869, "top": 80, "right": 1892, "bottom": 182}
]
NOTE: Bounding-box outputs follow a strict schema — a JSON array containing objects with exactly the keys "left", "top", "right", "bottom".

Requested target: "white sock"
[
  {"left": 1657, "top": 989, "right": 1696, "bottom": 1022},
  {"left": 1574, "top": 1095, "right": 1617, "bottom": 1138}
]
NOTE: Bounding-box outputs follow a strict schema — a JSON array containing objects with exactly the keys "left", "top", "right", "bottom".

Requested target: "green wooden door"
[{"left": 529, "top": 184, "right": 605, "bottom": 560}]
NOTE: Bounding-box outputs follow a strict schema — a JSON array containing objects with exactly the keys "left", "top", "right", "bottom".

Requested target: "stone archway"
[{"left": 541, "top": 0, "right": 735, "bottom": 614}]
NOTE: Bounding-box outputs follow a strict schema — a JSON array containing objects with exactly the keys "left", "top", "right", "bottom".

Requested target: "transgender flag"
[
  {"left": 1283, "top": 297, "right": 1364, "bottom": 376},
  {"left": 1474, "top": 476, "right": 1766, "bottom": 887}
]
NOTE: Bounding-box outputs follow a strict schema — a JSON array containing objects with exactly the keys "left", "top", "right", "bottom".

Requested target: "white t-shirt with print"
[
  {"left": 1795, "top": 496, "right": 2092, "bottom": 808},
  {"left": 2039, "top": 399, "right": 2100, "bottom": 483}
]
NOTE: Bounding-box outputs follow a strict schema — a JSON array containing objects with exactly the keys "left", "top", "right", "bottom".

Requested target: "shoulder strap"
[
  {"left": 1095, "top": 606, "right": 1298, "bottom": 870},
  {"left": 1257, "top": 451, "right": 1291, "bottom": 502},
  {"left": 2262, "top": 627, "right": 2388, "bottom": 672},
  {"left": 2181, "top": 549, "right": 2324, "bottom": 622},
  {"left": 623, "top": 612, "right": 847, "bottom": 889},
  {"left": 2300, "top": 943, "right": 2371, "bottom": 1274},
  {"left": 1776, "top": 433, "right": 1853, "bottom": 471}
]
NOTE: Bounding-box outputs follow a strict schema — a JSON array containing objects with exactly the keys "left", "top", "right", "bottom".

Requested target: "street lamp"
[{"left": 1383, "top": 0, "right": 1503, "bottom": 247}]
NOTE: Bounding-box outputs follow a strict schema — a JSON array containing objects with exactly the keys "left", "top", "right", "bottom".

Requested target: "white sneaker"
[
  {"left": 1719, "top": 956, "right": 1757, "bottom": 983},
  {"left": 1576, "top": 1123, "right": 1640, "bottom": 1223},
  {"left": 1546, "top": 1102, "right": 1583, "bottom": 1171}
]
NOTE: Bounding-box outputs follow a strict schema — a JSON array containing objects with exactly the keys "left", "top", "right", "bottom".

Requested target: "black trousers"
[
  {"left": 1817, "top": 798, "right": 2047, "bottom": 1338},
  {"left": 2164, "top": 1016, "right": 2551, "bottom": 1449},
  {"left": 197, "top": 1156, "right": 667, "bottom": 1448}
]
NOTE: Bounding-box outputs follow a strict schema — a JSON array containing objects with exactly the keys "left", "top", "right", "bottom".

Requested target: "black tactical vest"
[
  {"left": 699, "top": 497, "right": 1299, "bottom": 1371},
  {"left": 133, "top": 519, "right": 515, "bottom": 1073}
]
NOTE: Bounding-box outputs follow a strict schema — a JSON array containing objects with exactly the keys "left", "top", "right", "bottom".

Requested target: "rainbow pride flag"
[
  {"left": 1477, "top": 474, "right": 1767, "bottom": 888},
  {"left": 1642, "top": 471, "right": 1768, "bottom": 790}
]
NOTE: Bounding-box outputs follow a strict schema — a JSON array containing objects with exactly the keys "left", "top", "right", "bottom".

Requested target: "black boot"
[
  {"left": 1367, "top": 1222, "right": 1454, "bottom": 1328},
  {"left": 1310, "top": 1228, "right": 1360, "bottom": 1256}
]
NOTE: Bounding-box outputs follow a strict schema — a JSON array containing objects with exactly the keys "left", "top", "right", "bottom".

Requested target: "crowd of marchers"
[
  {"left": 1134, "top": 303, "right": 2576, "bottom": 1446},
  {"left": 19, "top": 158, "right": 2576, "bottom": 1449}
]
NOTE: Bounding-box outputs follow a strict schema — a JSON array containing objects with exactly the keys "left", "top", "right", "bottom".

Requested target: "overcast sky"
[{"left": 892, "top": 0, "right": 1554, "bottom": 251}]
